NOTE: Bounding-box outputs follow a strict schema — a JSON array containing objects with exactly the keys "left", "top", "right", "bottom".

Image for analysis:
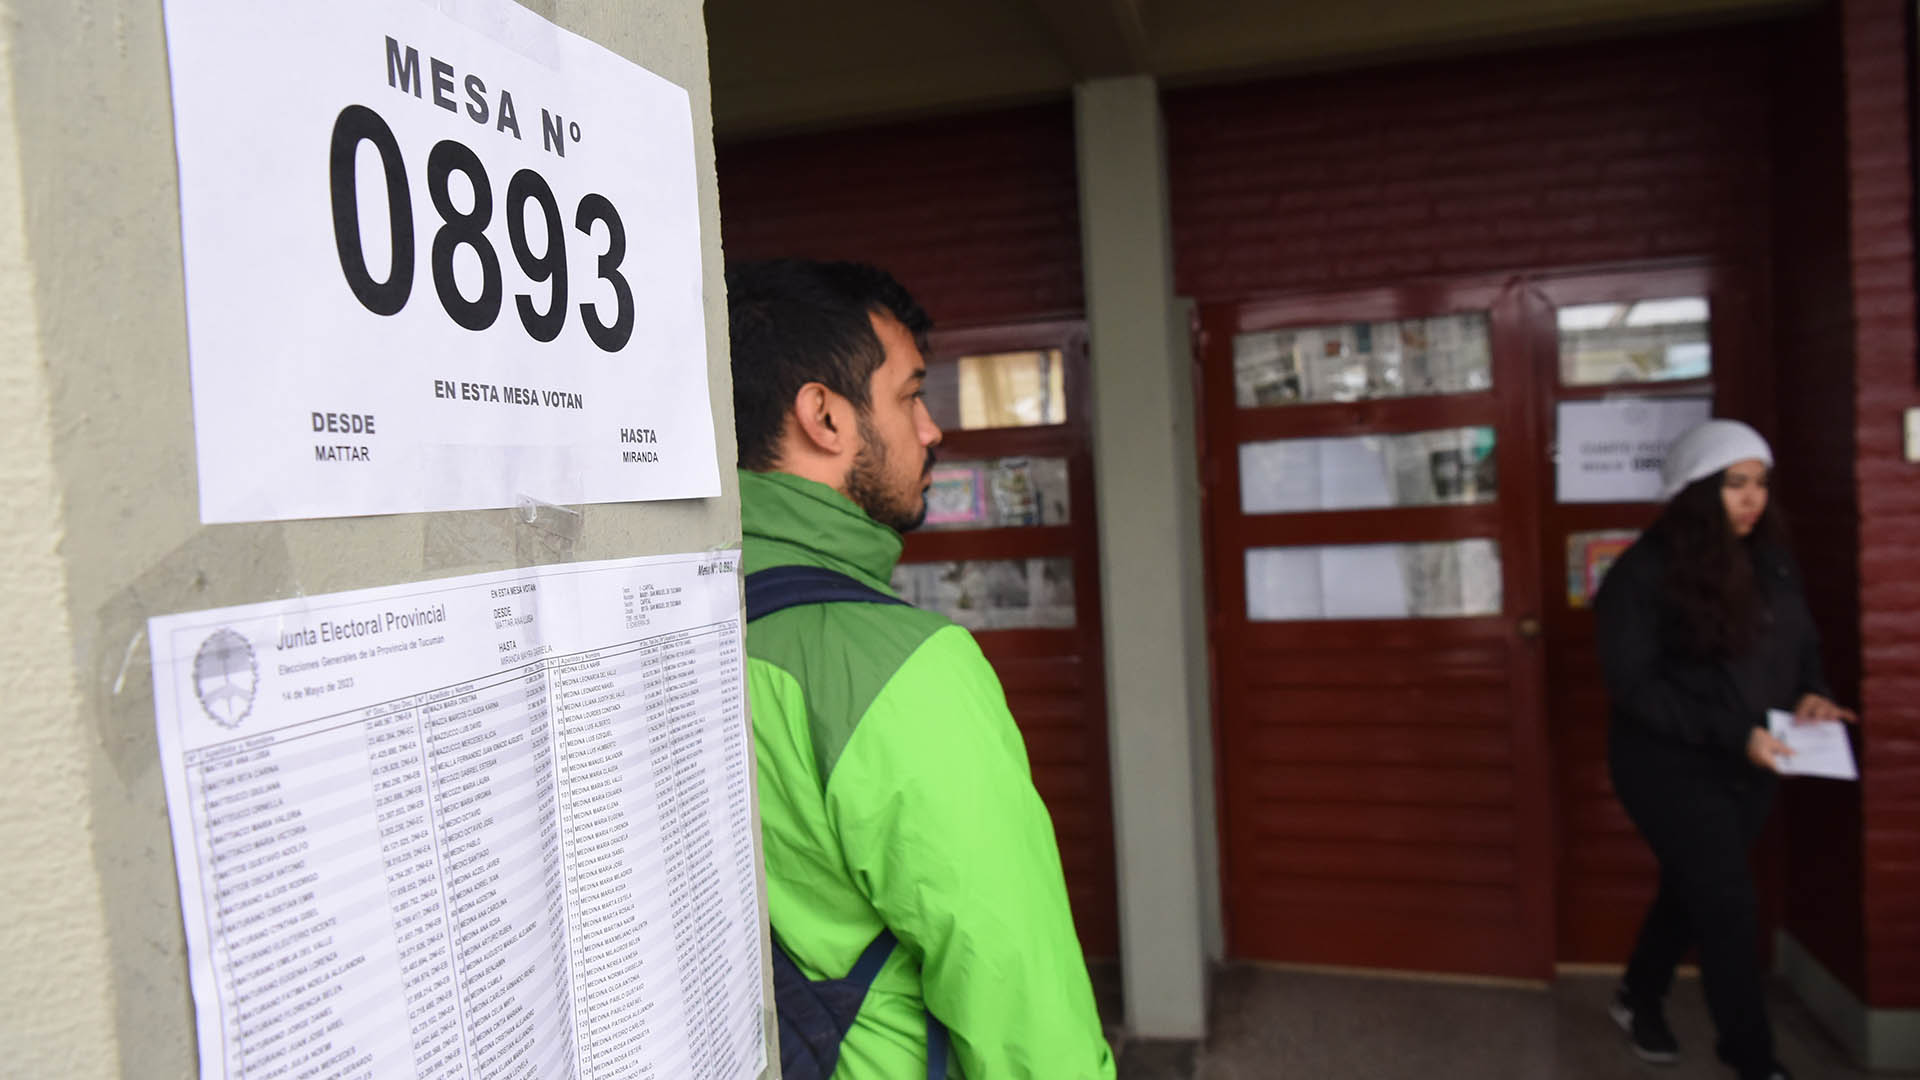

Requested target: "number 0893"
[{"left": 328, "top": 104, "right": 635, "bottom": 352}]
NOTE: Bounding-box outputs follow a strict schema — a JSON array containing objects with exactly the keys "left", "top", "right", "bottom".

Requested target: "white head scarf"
[{"left": 1660, "top": 419, "right": 1773, "bottom": 500}]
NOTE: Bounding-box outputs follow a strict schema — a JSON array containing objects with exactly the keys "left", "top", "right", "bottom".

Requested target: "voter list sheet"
[{"left": 149, "top": 553, "right": 766, "bottom": 1080}]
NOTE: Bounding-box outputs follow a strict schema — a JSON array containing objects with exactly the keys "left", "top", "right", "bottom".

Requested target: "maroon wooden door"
[
  {"left": 895, "top": 319, "right": 1119, "bottom": 957},
  {"left": 1200, "top": 278, "right": 1557, "bottom": 979},
  {"left": 1531, "top": 263, "right": 1776, "bottom": 964}
]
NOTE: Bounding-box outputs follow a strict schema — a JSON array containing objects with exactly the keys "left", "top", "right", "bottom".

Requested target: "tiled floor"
[{"left": 1104, "top": 964, "right": 1898, "bottom": 1080}]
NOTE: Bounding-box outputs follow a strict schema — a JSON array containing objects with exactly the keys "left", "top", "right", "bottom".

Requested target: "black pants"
[{"left": 1611, "top": 743, "right": 1777, "bottom": 1077}]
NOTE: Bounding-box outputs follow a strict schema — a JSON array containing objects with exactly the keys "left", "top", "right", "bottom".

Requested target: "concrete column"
[
  {"left": 1076, "top": 74, "right": 1211, "bottom": 1040},
  {"left": 0, "top": 0, "right": 741, "bottom": 1071}
]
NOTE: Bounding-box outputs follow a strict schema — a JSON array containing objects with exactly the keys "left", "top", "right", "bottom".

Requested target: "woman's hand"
[
  {"left": 1747, "top": 727, "right": 1794, "bottom": 772},
  {"left": 1794, "top": 693, "right": 1859, "bottom": 724}
]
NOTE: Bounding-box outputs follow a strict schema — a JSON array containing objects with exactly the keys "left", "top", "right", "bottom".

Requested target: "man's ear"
[{"left": 789, "top": 382, "right": 851, "bottom": 457}]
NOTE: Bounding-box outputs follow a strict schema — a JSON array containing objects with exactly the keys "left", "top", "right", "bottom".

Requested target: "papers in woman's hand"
[{"left": 1767, "top": 710, "right": 1859, "bottom": 780}]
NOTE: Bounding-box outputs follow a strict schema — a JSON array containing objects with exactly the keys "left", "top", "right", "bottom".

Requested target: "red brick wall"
[
  {"left": 1840, "top": 0, "right": 1920, "bottom": 1011},
  {"left": 1163, "top": 28, "right": 1776, "bottom": 301},
  {"left": 715, "top": 106, "right": 1083, "bottom": 327},
  {"left": 1771, "top": 2, "right": 1869, "bottom": 995}
]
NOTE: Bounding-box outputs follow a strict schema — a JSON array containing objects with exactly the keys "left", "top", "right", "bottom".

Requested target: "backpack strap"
[
  {"left": 749, "top": 566, "right": 947, "bottom": 1077},
  {"left": 845, "top": 927, "right": 899, "bottom": 987},
  {"left": 837, "top": 929, "right": 950, "bottom": 1080},
  {"left": 926, "top": 1011, "right": 951, "bottom": 1080},
  {"left": 745, "top": 564, "right": 909, "bottom": 623}
]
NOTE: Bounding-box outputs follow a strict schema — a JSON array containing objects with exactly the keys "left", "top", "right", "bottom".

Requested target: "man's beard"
[{"left": 846, "top": 410, "right": 934, "bottom": 533}]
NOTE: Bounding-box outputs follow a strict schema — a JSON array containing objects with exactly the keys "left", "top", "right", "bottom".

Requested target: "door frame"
[
  {"left": 1523, "top": 260, "right": 1780, "bottom": 965},
  {"left": 1196, "top": 273, "right": 1558, "bottom": 978},
  {"left": 1196, "top": 257, "right": 1775, "bottom": 977}
]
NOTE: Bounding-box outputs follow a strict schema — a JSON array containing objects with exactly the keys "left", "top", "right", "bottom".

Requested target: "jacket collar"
[{"left": 738, "top": 469, "right": 904, "bottom": 590}]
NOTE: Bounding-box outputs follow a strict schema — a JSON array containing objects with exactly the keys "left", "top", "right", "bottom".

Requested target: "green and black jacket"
[{"left": 741, "top": 469, "right": 1115, "bottom": 1080}]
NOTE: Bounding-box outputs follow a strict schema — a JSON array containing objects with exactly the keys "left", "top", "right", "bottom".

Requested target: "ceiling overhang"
[{"left": 706, "top": 0, "right": 1812, "bottom": 141}]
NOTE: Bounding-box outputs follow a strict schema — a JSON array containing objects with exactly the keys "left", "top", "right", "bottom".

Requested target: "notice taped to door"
[
  {"left": 1555, "top": 397, "right": 1712, "bottom": 503},
  {"left": 150, "top": 553, "right": 765, "bottom": 1079},
  {"left": 161, "top": 0, "right": 719, "bottom": 523}
]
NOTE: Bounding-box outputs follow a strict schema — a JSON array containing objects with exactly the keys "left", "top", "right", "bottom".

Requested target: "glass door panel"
[
  {"left": 1239, "top": 427, "right": 1497, "bottom": 514},
  {"left": 1244, "top": 539, "right": 1503, "bottom": 621},
  {"left": 1233, "top": 312, "right": 1492, "bottom": 407},
  {"left": 892, "top": 557, "right": 1076, "bottom": 629},
  {"left": 1557, "top": 296, "right": 1710, "bottom": 386},
  {"left": 921, "top": 456, "right": 1070, "bottom": 530},
  {"left": 1564, "top": 529, "right": 1640, "bottom": 609},
  {"left": 921, "top": 348, "right": 1067, "bottom": 431}
]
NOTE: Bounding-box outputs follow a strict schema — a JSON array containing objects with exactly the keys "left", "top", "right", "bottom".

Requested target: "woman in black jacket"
[{"left": 1595, "top": 419, "right": 1854, "bottom": 1080}]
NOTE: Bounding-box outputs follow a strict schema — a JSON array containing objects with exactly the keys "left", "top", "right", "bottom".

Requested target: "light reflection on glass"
[
  {"left": 1244, "top": 540, "right": 1502, "bottom": 621},
  {"left": 923, "top": 349, "right": 1067, "bottom": 431},
  {"left": 921, "top": 457, "right": 1070, "bottom": 531},
  {"left": 892, "top": 557, "right": 1075, "bottom": 629},
  {"left": 1558, "top": 297, "right": 1711, "bottom": 385},
  {"left": 1233, "top": 313, "right": 1492, "bottom": 408},
  {"left": 1239, "top": 427, "right": 1496, "bottom": 514}
]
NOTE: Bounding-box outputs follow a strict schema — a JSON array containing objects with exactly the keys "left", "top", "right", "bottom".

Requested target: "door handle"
[{"left": 1517, "top": 616, "right": 1542, "bottom": 640}]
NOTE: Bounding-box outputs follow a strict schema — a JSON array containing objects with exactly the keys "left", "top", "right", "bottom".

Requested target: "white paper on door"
[{"left": 1556, "top": 397, "right": 1712, "bottom": 503}]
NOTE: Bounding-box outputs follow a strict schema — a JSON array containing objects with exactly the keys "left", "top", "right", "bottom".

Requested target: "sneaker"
[{"left": 1610, "top": 986, "right": 1681, "bottom": 1064}]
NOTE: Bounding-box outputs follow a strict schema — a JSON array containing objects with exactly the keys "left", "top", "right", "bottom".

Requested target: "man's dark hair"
[{"left": 726, "top": 259, "right": 933, "bottom": 472}]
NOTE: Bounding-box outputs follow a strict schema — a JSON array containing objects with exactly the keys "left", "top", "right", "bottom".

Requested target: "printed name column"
[
  {"left": 711, "top": 619, "right": 764, "bottom": 1065},
  {"left": 645, "top": 623, "right": 757, "bottom": 1080},
  {"left": 181, "top": 747, "right": 248, "bottom": 1073},
  {"left": 363, "top": 701, "right": 468, "bottom": 1078},
  {"left": 699, "top": 619, "right": 762, "bottom": 1071},
  {"left": 183, "top": 717, "right": 430, "bottom": 1079},
  {"left": 421, "top": 665, "right": 576, "bottom": 1080},
  {"left": 551, "top": 639, "right": 667, "bottom": 1079}
]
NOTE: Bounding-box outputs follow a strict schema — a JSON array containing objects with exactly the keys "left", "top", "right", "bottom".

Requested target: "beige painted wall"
[
  {"left": 0, "top": 20, "right": 120, "bottom": 1072},
  {"left": 0, "top": 0, "right": 751, "bottom": 1073}
]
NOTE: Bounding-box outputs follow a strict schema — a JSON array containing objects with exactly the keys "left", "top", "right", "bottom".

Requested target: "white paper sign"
[
  {"left": 1768, "top": 709, "right": 1860, "bottom": 781},
  {"left": 1556, "top": 397, "right": 1713, "bottom": 503},
  {"left": 150, "top": 553, "right": 766, "bottom": 1079},
  {"left": 162, "top": 0, "right": 719, "bottom": 523}
]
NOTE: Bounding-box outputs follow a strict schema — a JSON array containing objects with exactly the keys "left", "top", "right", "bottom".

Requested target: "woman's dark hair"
[
  {"left": 1648, "top": 470, "right": 1784, "bottom": 658},
  {"left": 725, "top": 259, "right": 931, "bottom": 472}
]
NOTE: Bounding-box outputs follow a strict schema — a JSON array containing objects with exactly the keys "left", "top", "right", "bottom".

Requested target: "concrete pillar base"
[{"left": 1779, "top": 931, "right": 1920, "bottom": 1070}]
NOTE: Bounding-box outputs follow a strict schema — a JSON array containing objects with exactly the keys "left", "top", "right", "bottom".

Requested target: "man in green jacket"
[{"left": 727, "top": 259, "right": 1115, "bottom": 1080}]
